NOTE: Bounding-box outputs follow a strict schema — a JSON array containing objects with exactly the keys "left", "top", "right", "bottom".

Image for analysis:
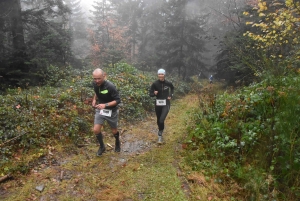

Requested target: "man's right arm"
[{"left": 92, "top": 94, "right": 97, "bottom": 107}]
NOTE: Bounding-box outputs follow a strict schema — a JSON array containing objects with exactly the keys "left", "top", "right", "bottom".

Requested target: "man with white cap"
[{"left": 149, "top": 69, "right": 174, "bottom": 144}]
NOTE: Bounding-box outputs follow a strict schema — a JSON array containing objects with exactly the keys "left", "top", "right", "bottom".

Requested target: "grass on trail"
[{"left": 1, "top": 93, "right": 222, "bottom": 201}]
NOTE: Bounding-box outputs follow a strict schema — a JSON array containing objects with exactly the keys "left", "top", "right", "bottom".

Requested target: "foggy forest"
[
  {"left": 0, "top": 0, "right": 253, "bottom": 87},
  {"left": 0, "top": 0, "right": 300, "bottom": 200}
]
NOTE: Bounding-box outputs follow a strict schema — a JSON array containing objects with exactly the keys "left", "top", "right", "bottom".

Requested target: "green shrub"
[
  {"left": 0, "top": 62, "right": 191, "bottom": 176},
  {"left": 0, "top": 80, "right": 94, "bottom": 175},
  {"left": 105, "top": 63, "right": 154, "bottom": 120},
  {"left": 185, "top": 72, "right": 300, "bottom": 200}
]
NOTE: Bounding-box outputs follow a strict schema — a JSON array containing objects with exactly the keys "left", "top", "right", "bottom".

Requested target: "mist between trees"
[
  {"left": 1, "top": 1, "right": 300, "bottom": 200},
  {"left": 1, "top": 0, "right": 299, "bottom": 90},
  {"left": 1, "top": 0, "right": 253, "bottom": 90}
]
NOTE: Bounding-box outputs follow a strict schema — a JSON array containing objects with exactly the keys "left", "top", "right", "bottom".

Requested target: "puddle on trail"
[
  {"left": 122, "top": 140, "right": 151, "bottom": 153},
  {"left": 108, "top": 132, "right": 157, "bottom": 168}
]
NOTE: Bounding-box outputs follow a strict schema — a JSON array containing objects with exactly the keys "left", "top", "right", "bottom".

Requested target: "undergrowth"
[
  {"left": 0, "top": 62, "right": 190, "bottom": 177},
  {"left": 184, "top": 72, "right": 300, "bottom": 200}
]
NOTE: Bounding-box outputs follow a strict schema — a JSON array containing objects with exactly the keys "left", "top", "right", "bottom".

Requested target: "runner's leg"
[
  {"left": 94, "top": 110, "right": 106, "bottom": 156},
  {"left": 158, "top": 105, "right": 170, "bottom": 132},
  {"left": 106, "top": 110, "right": 120, "bottom": 152}
]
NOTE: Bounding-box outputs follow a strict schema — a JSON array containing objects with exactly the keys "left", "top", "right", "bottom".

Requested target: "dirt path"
[{"left": 0, "top": 94, "right": 200, "bottom": 201}]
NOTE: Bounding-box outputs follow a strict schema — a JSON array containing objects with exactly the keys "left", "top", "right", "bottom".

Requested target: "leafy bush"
[
  {"left": 0, "top": 86, "right": 94, "bottom": 174},
  {"left": 103, "top": 62, "right": 191, "bottom": 120},
  {"left": 104, "top": 63, "right": 154, "bottom": 120},
  {"left": 185, "top": 72, "right": 300, "bottom": 200},
  {"left": 0, "top": 62, "right": 191, "bottom": 175}
]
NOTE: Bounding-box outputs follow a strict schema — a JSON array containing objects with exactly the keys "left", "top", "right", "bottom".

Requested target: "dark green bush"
[
  {"left": 185, "top": 73, "right": 300, "bottom": 200},
  {"left": 0, "top": 62, "right": 191, "bottom": 175}
]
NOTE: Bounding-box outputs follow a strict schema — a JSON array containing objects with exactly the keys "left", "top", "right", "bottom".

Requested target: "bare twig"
[
  {"left": 207, "top": 5, "right": 240, "bottom": 31},
  {"left": 0, "top": 132, "right": 28, "bottom": 147},
  {"left": 120, "top": 129, "right": 127, "bottom": 135},
  {"left": 60, "top": 171, "right": 64, "bottom": 181},
  {"left": 0, "top": 174, "right": 11, "bottom": 183}
]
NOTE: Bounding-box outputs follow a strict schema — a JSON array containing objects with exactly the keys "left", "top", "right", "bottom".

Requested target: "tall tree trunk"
[
  {"left": 10, "top": 0, "right": 25, "bottom": 54},
  {"left": 9, "top": 0, "right": 28, "bottom": 84},
  {"left": 131, "top": 33, "right": 136, "bottom": 62},
  {"left": 0, "top": 0, "right": 11, "bottom": 77},
  {"left": 0, "top": 17, "right": 5, "bottom": 71}
]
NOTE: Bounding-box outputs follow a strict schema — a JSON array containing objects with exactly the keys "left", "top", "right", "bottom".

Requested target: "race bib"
[
  {"left": 99, "top": 109, "right": 112, "bottom": 117},
  {"left": 156, "top": 99, "right": 166, "bottom": 106}
]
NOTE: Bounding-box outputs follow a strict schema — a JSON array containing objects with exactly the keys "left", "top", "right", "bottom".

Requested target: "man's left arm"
[
  {"left": 168, "top": 82, "right": 174, "bottom": 100},
  {"left": 108, "top": 85, "right": 121, "bottom": 107}
]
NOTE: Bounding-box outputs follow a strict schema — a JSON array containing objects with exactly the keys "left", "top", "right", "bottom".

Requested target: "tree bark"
[
  {"left": 8, "top": 0, "right": 28, "bottom": 84},
  {"left": 10, "top": 0, "right": 25, "bottom": 53},
  {"left": 0, "top": 0, "right": 11, "bottom": 71}
]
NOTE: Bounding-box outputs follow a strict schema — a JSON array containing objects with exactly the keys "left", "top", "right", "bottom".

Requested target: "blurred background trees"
[
  {"left": 0, "top": 0, "right": 71, "bottom": 87},
  {"left": 1, "top": 0, "right": 299, "bottom": 87}
]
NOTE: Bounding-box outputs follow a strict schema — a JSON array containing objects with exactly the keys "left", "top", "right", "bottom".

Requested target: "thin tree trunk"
[
  {"left": 8, "top": 0, "right": 28, "bottom": 83},
  {"left": 10, "top": 0, "right": 25, "bottom": 56}
]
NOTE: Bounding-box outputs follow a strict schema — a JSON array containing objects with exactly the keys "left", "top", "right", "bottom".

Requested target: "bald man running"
[{"left": 92, "top": 68, "right": 121, "bottom": 156}]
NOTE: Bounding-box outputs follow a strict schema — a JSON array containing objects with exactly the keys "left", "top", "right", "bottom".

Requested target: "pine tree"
[
  {"left": 65, "top": 0, "right": 89, "bottom": 61},
  {"left": 0, "top": 0, "right": 28, "bottom": 86},
  {"left": 155, "top": 0, "right": 207, "bottom": 80},
  {"left": 65, "top": 0, "right": 86, "bottom": 38},
  {"left": 89, "top": 0, "right": 129, "bottom": 68},
  {"left": 0, "top": 0, "right": 72, "bottom": 87}
]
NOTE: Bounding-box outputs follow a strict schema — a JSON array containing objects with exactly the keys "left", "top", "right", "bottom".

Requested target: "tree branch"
[
  {"left": 0, "top": 132, "right": 27, "bottom": 147},
  {"left": 207, "top": 5, "right": 240, "bottom": 31}
]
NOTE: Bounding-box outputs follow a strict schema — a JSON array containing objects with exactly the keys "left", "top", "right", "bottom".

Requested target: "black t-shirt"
[{"left": 93, "top": 80, "right": 121, "bottom": 109}]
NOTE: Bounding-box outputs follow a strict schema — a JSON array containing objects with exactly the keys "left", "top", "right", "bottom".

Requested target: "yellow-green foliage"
[
  {"left": 243, "top": 0, "right": 300, "bottom": 75},
  {"left": 244, "top": 0, "right": 300, "bottom": 53}
]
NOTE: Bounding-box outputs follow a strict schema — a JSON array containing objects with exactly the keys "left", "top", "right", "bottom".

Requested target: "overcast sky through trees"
[{"left": 80, "top": 0, "right": 94, "bottom": 12}]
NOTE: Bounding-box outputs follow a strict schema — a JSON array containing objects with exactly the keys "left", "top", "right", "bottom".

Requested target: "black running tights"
[{"left": 155, "top": 105, "right": 170, "bottom": 131}]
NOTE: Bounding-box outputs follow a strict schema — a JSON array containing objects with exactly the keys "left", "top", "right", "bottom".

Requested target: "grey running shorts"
[{"left": 94, "top": 109, "right": 119, "bottom": 128}]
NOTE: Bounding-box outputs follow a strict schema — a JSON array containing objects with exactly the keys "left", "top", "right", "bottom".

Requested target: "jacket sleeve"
[
  {"left": 170, "top": 82, "right": 174, "bottom": 98},
  {"left": 149, "top": 83, "right": 156, "bottom": 97}
]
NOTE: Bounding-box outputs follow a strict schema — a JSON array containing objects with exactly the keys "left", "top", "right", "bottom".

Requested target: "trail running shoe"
[
  {"left": 158, "top": 136, "right": 163, "bottom": 144},
  {"left": 96, "top": 146, "right": 106, "bottom": 156},
  {"left": 115, "top": 139, "right": 121, "bottom": 152}
]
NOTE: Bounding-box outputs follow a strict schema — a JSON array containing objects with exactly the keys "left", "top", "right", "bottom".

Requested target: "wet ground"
[
  {"left": 0, "top": 93, "right": 208, "bottom": 201},
  {"left": 0, "top": 115, "right": 179, "bottom": 200}
]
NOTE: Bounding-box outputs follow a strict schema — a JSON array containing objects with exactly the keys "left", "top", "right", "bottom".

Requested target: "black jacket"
[{"left": 149, "top": 79, "right": 174, "bottom": 105}]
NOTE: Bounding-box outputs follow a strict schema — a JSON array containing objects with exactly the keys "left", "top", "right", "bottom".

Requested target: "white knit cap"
[{"left": 157, "top": 69, "right": 166, "bottom": 75}]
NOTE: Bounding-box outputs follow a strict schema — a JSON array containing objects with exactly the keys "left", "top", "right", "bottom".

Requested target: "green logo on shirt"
[{"left": 100, "top": 89, "right": 108, "bottom": 94}]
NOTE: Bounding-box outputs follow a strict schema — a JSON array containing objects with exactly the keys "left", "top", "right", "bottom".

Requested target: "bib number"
[
  {"left": 156, "top": 99, "right": 166, "bottom": 106},
  {"left": 99, "top": 109, "right": 112, "bottom": 117}
]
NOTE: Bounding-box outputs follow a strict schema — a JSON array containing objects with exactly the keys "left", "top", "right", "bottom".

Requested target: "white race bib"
[
  {"left": 99, "top": 109, "right": 112, "bottom": 117},
  {"left": 156, "top": 99, "right": 166, "bottom": 106}
]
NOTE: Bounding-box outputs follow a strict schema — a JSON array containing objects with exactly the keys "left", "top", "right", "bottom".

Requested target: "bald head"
[
  {"left": 93, "top": 68, "right": 104, "bottom": 76},
  {"left": 93, "top": 68, "right": 106, "bottom": 86}
]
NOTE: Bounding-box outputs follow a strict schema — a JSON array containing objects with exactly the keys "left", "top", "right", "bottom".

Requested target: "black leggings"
[{"left": 155, "top": 105, "right": 170, "bottom": 131}]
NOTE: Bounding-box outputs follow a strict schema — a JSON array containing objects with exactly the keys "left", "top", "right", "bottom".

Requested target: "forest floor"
[{"left": 0, "top": 86, "right": 232, "bottom": 201}]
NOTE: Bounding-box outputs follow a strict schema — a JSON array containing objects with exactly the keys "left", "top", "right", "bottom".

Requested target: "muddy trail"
[{"left": 0, "top": 94, "right": 215, "bottom": 201}]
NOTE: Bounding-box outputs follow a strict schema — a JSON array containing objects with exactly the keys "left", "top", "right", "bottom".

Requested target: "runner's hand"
[{"left": 95, "top": 104, "right": 106, "bottom": 109}]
